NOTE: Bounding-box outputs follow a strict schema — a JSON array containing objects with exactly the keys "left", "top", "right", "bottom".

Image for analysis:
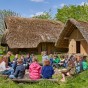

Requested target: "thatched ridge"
[
  {"left": 55, "top": 18, "right": 88, "bottom": 48},
  {"left": 1, "top": 16, "right": 64, "bottom": 48}
]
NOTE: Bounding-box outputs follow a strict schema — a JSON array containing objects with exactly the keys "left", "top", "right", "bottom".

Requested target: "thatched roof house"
[
  {"left": 1, "top": 16, "right": 64, "bottom": 54},
  {"left": 56, "top": 18, "right": 88, "bottom": 55}
]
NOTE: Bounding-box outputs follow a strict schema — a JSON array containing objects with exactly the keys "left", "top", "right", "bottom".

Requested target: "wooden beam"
[
  {"left": 12, "top": 79, "right": 59, "bottom": 83},
  {"left": 64, "top": 37, "right": 85, "bottom": 40},
  {"left": 0, "top": 75, "right": 8, "bottom": 78}
]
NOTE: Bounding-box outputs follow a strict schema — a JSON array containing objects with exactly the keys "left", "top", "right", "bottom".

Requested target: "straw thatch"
[
  {"left": 55, "top": 18, "right": 88, "bottom": 48},
  {"left": 1, "top": 16, "right": 64, "bottom": 48}
]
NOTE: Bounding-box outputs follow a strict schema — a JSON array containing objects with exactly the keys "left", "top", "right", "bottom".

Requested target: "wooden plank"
[
  {"left": 64, "top": 37, "right": 85, "bottom": 40},
  {"left": 0, "top": 75, "right": 8, "bottom": 77},
  {"left": 12, "top": 79, "right": 58, "bottom": 83}
]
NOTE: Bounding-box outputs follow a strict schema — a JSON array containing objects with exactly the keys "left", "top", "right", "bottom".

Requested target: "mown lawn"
[
  {"left": 1, "top": 53, "right": 88, "bottom": 88},
  {"left": 0, "top": 70, "right": 88, "bottom": 88},
  {"left": 10, "top": 54, "right": 42, "bottom": 62}
]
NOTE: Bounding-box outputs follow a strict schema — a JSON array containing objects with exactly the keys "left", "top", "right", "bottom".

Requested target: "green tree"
[
  {"left": 32, "top": 10, "right": 52, "bottom": 19},
  {"left": 55, "top": 4, "right": 88, "bottom": 23},
  {"left": 0, "top": 10, "right": 20, "bottom": 52},
  {"left": 0, "top": 10, "right": 20, "bottom": 35}
]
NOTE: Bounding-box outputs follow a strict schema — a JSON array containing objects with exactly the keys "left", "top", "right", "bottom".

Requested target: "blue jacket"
[
  {"left": 41, "top": 65, "right": 54, "bottom": 79},
  {"left": 50, "top": 58, "right": 53, "bottom": 66},
  {"left": 14, "top": 64, "right": 25, "bottom": 78}
]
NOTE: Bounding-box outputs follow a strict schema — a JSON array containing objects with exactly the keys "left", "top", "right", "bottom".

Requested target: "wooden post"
[
  {"left": 38, "top": 45, "right": 41, "bottom": 54},
  {"left": 48, "top": 43, "right": 51, "bottom": 54}
]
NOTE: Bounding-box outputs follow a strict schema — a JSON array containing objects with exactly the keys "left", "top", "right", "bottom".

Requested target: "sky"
[{"left": 0, "top": 0, "right": 88, "bottom": 18}]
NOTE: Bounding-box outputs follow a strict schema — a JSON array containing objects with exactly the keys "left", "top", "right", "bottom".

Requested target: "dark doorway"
[{"left": 76, "top": 41, "right": 80, "bottom": 53}]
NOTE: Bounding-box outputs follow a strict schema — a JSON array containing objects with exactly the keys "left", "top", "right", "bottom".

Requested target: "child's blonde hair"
[
  {"left": 76, "top": 55, "right": 81, "bottom": 62},
  {"left": 32, "top": 56, "right": 38, "bottom": 62},
  {"left": 17, "top": 59, "right": 23, "bottom": 64},
  {"left": 49, "top": 54, "right": 53, "bottom": 58},
  {"left": 44, "top": 59, "right": 50, "bottom": 66},
  {"left": 7, "top": 51, "right": 12, "bottom": 55}
]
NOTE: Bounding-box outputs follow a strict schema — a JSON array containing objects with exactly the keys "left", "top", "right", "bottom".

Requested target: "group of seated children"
[
  {"left": 0, "top": 51, "right": 54, "bottom": 80},
  {"left": 41, "top": 51, "right": 88, "bottom": 82},
  {"left": 0, "top": 51, "right": 88, "bottom": 82},
  {"left": 59, "top": 54, "right": 88, "bottom": 82}
]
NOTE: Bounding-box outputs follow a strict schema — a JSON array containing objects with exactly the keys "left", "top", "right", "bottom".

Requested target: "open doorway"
[{"left": 76, "top": 41, "right": 80, "bottom": 53}]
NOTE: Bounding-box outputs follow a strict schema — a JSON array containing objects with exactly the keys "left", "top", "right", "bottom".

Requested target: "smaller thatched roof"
[
  {"left": 1, "top": 16, "right": 64, "bottom": 48},
  {"left": 55, "top": 18, "right": 88, "bottom": 48}
]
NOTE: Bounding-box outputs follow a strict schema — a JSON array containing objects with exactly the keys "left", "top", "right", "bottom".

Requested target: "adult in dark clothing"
[{"left": 6, "top": 51, "right": 12, "bottom": 66}]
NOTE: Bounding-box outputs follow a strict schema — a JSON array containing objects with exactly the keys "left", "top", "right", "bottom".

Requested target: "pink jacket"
[{"left": 29, "top": 62, "right": 41, "bottom": 80}]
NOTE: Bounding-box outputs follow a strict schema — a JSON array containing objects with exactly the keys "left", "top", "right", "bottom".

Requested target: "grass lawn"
[
  {"left": 0, "top": 53, "right": 88, "bottom": 88},
  {"left": 0, "top": 70, "right": 88, "bottom": 88},
  {"left": 10, "top": 54, "right": 42, "bottom": 62}
]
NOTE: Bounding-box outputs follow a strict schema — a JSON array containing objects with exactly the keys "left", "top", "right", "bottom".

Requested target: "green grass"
[
  {"left": 37, "top": 55, "right": 42, "bottom": 62},
  {"left": 0, "top": 70, "right": 88, "bottom": 88},
  {"left": 0, "top": 50, "right": 4, "bottom": 55},
  {"left": 10, "top": 55, "right": 42, "bottom": 62},
  {"left": 1, "top": 53, "right": 88, "bottom": 88}
]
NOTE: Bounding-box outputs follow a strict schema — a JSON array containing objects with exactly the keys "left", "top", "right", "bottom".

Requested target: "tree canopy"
[
  {"left": 55, "top": 4, "right": 88, "bottom": 23},
  {"left": 32, "top": 10, "right": 52, "bottom": 20},
  {"left": 0, "top": 10, "right": 19, "bottom": 35}
]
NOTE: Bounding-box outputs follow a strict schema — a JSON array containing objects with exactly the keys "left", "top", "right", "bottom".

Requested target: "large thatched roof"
[
  {"left": 55, "top": 18, "right": 88, "bottom": 48},
  {"left": 1, "top": 16, "right": 64, "bottom": 48}
]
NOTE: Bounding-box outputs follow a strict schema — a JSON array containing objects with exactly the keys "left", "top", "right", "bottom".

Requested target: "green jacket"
[
  {"left": 82, "top": 61, "right": 88, "bottom": 70},
  {"left": 53, "top": 58, "right": 60, "bottom": 63}
]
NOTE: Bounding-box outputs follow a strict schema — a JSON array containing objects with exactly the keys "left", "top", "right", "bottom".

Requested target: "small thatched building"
[
  {"left": 1, "top": 16, "right": 64, "bottom": 54},
  {"left": 56, "top": 18, "right": 88, "bottom": 55}
]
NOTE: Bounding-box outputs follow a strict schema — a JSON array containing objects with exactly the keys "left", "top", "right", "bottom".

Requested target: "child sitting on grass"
[
  {"left": 0, "top": 56, "right": 14, "bottom": 76},
  {"left": 42, "top": 59, "right": 54, "bottom": 79},
  {"left": 61, "top": 56, "right": 76, "bottom": 82},
  {"left": 53, "top": 55, "right": 61, "bottom": 68},
  {"left": 24, "top": 54, "right": 32, "bottom": 69},
  {"left": 12, "top": 54, "right": 18, "bottom": 71},
  {"left": 49, "top": 54, "right": 53, "bottom": 66},
  {"left": 29, "top": 56, "right": 41, "bottom": 80},
  {"left": 0, "top": 56, "right": 8, "bottom": 73},
  {"left": 9, "top": 59, "right": 25, "bottom": 79},
  {"left": 75, "top": 55, "right": 81, "bottom": 73},
  {"left": 82, "top": 56, "right": 88, "bottom": 70}
]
